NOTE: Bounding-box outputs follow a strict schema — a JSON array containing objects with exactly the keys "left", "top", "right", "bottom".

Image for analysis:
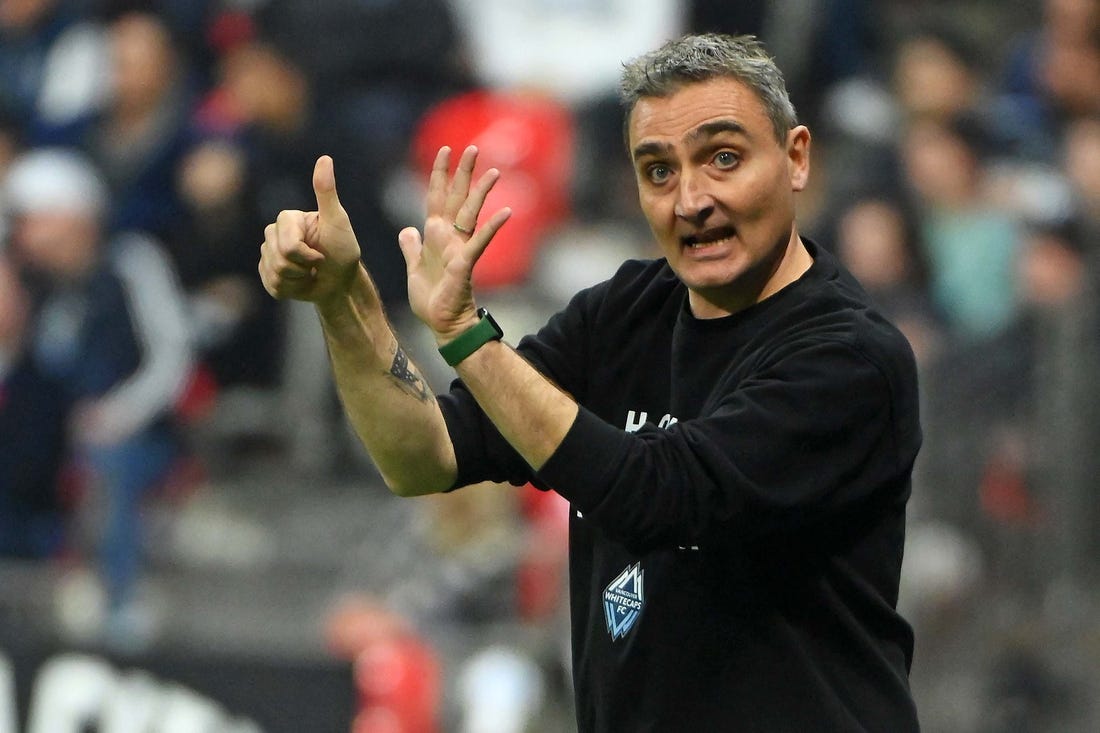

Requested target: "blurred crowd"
[{"left": 1, "top": 0, "right": 1099, "bottom": 731}]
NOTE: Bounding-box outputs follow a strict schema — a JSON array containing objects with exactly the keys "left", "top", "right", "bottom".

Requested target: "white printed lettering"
[
  {"left": 624, "top": 410, "right": 648, "bottom": 433},
  {"left": 101, "top": 671, "right": 162, "bottom": 733},
  {"left": 28, "top": 655, "right": 116, "bottom": 733},
  {"left": 19, "top": 653, "right": 260, "bottom": 733}
]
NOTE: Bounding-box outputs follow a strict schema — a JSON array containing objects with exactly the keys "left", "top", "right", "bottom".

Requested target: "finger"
[
  {"left": 264, "top": 222, "right": 276, "bottom": 244},
  {"left": 260, "top": 226, "right": 296, "bottom": 290},
  {"left": 258, "top": 250, "right": 312, "bottom": 298},
  {"left": 275, "top": 209, "right": 324, "bottom": 266},
  {"left": 396, "top": 226, "right": 423, "bottom": 271},
  {"left": 453, "top": 167, "right": 501, "bottom": 233},
  {"left": 313, "top": 155, "right": 351, "bottom": 229},
  {"left": 425, "top": 146, "right": 451, "bottom": 217},
  {"left": 258, "top": 254, "right": 277, "bottom": 297},
  {"left": 445, "top": 145, "right": 479, "bottom": 218},
  {"left": 464, "top": 207, "right": 512, "bottom": 264}
]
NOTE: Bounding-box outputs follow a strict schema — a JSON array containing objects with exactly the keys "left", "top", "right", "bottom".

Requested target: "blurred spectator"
[
  {"left": 212, "top": 37, "right": 403, "bottom": 470},
  {"left": 900, "top": 115, "right": 1022, "bottom": 341},
  {"left": 920, "top": 212, "right": 1094, "bottom": 553},
  {"left": 1062, "top": 115, "right": 1100, "bottom": 233},
  {"left": 217, "top": 37, "right": 404, "bottom": 308},
  {"left": 207, "top": 1, "right": 472, "bottom": 469},
  {"left": 410, "top": 90, "right": 576, "bottom": 291},
  {"left": 3, "top": 147, "right": 192, "bottom": 648},
  {"left": 0, "top": 254, "right": 71, "bottom": 558},
  {"left": 72, "top": 10, "right": 197, "bottom": 239},
  {"left": 228, "top": 0, "right": 471, "bottom": 309},
  {"left": 820, "top": 20, "right": 993, "bottom": 184},
  {"left": 832, "top": 196, "right": 944, "bottom": 365},
  {"left": 448, "top": 0, "right": 680, "bottom": 232},
  {"left": 0, "top": 0, "right": 110, "bottom": 140},
  {"left": 170, "top": 136, "right": 279, "bottom": 388},
  {"left": 1010, "top": 215, "right": 1099, "bottom": 584},
  {"left": 326, "top": 597, "right": 443, "bottom": 733},
  {"left": 99, "top": 0, "right": 220, "bottom": 81},
  {"left": 1017, "top": 215, "right": 1090, "bottom": 309},
  {"left": 893, "top": 24, "right": 988, "bottom": 124},
  {"left": 1000, "top": 0, "right": 1100, "bottom": 160}
]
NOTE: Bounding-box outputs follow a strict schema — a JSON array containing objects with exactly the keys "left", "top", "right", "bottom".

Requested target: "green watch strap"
[{"left": 438, "top": 308, "right": 504, "bottom": 366}]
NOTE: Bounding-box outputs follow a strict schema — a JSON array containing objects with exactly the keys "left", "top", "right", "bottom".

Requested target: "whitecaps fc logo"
[{"left": 603, "top": 563, "right": 645, "bottom": 640}]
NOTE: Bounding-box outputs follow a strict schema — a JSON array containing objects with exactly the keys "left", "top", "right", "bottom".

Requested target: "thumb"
[
  {"left": 397, "top": 226, "right": 422, "bottom": 270},
  {"left": 312, "top": 155, "right": 349, "bottom": 225}
]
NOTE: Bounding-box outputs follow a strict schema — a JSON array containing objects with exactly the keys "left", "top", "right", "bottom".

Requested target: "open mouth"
[{"left": 682, "top": 226, "right": 737, "bottom": 250}]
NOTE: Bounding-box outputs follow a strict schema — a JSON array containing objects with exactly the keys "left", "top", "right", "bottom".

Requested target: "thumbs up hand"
[{"left": 259, "top": 155, "right": 363, "bottom": 304}]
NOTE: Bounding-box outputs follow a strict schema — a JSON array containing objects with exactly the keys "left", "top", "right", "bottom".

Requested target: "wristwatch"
[{"left": 438, "top": 307, "right": 504, "bottom": 366}]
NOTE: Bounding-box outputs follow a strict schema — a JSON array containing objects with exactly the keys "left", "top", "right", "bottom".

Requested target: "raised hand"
[
  {"left": 259, "top": 155, "right": 363, "bottom": 305},
  {"left": 398, "top": 145, "right": 511, "bottom": 344}
]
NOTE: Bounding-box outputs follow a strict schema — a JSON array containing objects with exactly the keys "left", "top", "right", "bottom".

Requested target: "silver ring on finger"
[{"left": 453, "top": 221, "right": 474, "bottom": 236}]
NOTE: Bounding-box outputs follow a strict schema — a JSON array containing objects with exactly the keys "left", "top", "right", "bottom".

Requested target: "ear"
[{"left": 786, "top": 125, "right": 811, "bottom": 192}]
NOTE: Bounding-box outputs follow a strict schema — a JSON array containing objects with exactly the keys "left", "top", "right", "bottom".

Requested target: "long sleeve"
[
  {"left": 537, "top": 335, "right": 919, "bottom": 552},
  {"left": 93, "top": 233, "right": 193, "bottom": 441}
]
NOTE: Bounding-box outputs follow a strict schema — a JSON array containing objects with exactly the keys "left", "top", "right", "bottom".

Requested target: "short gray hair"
[{"left": 620, "top": 33, "right": 798, "bottom": 143}]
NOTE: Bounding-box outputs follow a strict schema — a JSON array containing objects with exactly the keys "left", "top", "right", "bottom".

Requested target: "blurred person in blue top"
[
  {"left": 900, "top": 114, "right": 1022, "bottom": 342},
  {"left": 3, "top": 147, "right": 192, "bottom": 647}
]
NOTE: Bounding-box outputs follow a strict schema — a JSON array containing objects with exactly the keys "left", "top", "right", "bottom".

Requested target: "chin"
[{"left": 674, "top": 257, "right": 749, "bottom": 290}]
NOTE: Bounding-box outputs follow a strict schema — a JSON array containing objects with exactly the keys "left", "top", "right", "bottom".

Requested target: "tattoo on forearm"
[{"left": 388, "top": 347, "right": 432, "bottom": 402}]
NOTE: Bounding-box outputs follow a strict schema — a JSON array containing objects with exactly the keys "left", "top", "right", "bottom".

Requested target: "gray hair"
[{"left": 620, "top": 33, "right": 798, "bottom": 143}]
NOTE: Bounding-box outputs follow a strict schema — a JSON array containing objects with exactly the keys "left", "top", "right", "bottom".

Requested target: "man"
[
  {"left": 260, "top": 34, "right": 921, "bottom": 732},
  {"left": 4, "top": 147, "right": 192, "bottom": 648}
]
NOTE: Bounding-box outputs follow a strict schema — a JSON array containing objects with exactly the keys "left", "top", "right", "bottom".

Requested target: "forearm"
[
  {"left": 451, "top": 338, "right": 579, "bottom": 472},
  {"left": 317, "top": 266, "right": 457, "bottom": 496}
]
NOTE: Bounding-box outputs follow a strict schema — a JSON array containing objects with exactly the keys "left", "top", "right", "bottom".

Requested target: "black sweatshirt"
[{"left": 439, "top": 240, "right": 922, "bottom": 732}]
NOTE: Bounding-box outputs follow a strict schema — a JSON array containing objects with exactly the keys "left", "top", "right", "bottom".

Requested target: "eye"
[
  {"left": 713, "top": 150, "right": 740, "bottom": 170},
  {"left": 645, "top": 163, "right": 672, "bottom": 184}
]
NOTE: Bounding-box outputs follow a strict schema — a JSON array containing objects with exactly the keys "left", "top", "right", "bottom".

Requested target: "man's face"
[
  {"left": 10, "top": 210, "right": 99, "bottom": 278},
  {"left": 628, "top": 77, "right": 809, "bottom": 317}
]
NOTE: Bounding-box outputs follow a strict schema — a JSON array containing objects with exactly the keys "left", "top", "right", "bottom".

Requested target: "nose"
[{"left": 673, "top": 171, "right": 715, "bottom": 225}]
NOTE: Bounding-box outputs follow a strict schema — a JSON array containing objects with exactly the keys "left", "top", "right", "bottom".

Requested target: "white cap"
[{"left": 3, "top": 148, "right": 108, "bottom": 217}]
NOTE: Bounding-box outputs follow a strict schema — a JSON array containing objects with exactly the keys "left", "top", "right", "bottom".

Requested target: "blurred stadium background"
[{"left": 1, "top": 0, "right": 1099, "bottom": 730}]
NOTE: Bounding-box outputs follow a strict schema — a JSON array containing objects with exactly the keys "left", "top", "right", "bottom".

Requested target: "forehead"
[{"left": 627, "top": 77, "right": 773, "bottom": 152}]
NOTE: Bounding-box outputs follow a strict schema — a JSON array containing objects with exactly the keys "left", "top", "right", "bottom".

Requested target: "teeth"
[{"left": 688, "top": 237, "right": 729, "bottom": 248}]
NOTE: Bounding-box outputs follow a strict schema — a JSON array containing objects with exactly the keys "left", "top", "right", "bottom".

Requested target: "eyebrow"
[
  {"left": 687, "top": 119, "right": 748, "bottom": 144},
  {"left": 631, "top": 119, "right": 749, "bottom": 161},
  {"left": 631, "top": 140, "right": 673, "bottom": 161}
]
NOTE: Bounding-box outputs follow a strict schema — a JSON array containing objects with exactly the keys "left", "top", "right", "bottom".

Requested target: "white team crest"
[{"left": 603, "top": 563, "right": 644, "bottom": 640}]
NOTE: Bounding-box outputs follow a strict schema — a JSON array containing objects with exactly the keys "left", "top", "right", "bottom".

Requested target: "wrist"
[
  {"left": 316, "top": 266, "right": 379, "bottom": 322},
  {"left": 437, "top": 308, "right": 504, "bottom": 366},
  {"left": 433, "top": 312, "right": 481, "bottom": 348}
]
